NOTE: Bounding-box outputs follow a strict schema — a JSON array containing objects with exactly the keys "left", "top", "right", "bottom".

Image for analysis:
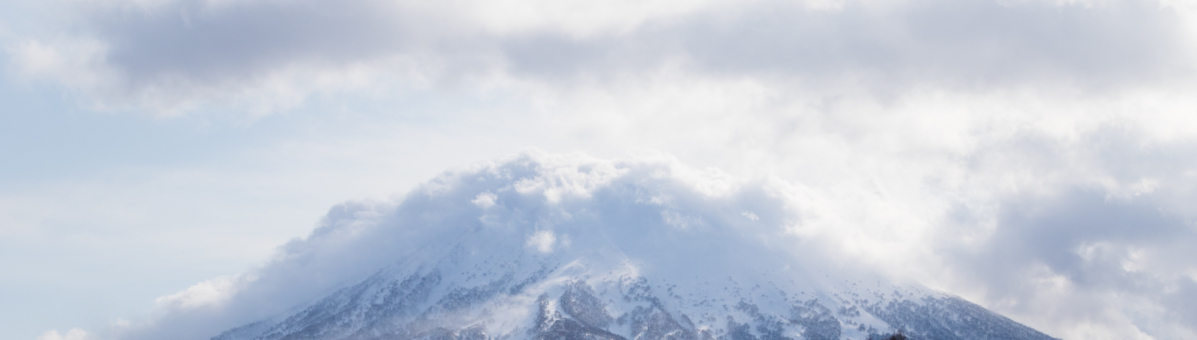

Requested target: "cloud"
[
  {"left": 154, "top": 276, "right": 239, "bottom": 310},
  {"left": 95, "top": 148, "right": 1196, "bottom": 340},
  {"left": 917, "top": 124, "right": 1197, "bottom": 339},
  {"left": 939, "top": 188, "right": 1197, "bottom": 339},
  {"left": 471, "top": 191, "right": 497, "bottom": 209},
  {"left": 37, "top": 329, "right": 93, "bottom": 340},
  {"left": 106, "top": 151, "right": 808, "bottom": 340},
  {"left": 38, "top": 130, "right": 1197, "bottom": 340},
  {"left": 525, "top": 230, "right": 557, "bottom": 253},
  {"left": 8, "top": 1, "right": 1197, "bottom": 340},
  {"left": 10, "top": 0, "right": 1196, "bottom": 114}
]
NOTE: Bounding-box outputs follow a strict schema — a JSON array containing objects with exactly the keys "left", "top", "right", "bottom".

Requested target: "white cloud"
[
  {"left": 742, "top": 211, "right": 759, "bottom": 221},
  {"left": 471, "top": 191, "right": 497, "bottom": 209},
  {"left": 154, "top": 276, "right": 239, "bottom": 310},
  {"left": 10, "top": 0, "right": 1196, "bottom": 115},
  {"left": 526, "top": 230, "right": 557, "bottom": 253},
  {"left": 99, "top": 152, "right": 809, "bottom": 340},
  {"left": 5, "top": 0, "right": 1197, "bottom": 339},
  {"left": 94, "top": 146, "right": 1197, "bottom": 339},
  {"left": 36, "top": 329, "right": 92, "bottom": 340}
]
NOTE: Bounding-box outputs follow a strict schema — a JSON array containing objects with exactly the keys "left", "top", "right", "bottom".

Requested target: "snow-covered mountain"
[{"left": 206, "top": 153, "right": 1058, "bottom": 340}]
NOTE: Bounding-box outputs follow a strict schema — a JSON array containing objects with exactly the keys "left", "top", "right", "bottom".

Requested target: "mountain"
[{"left": 206, "top": 153, "right": 1058, "bottom": 340}]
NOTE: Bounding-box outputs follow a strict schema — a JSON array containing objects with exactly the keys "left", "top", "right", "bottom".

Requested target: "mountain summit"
[{"left": 206, "top": 153, "right": 1057, "bottom": 340}]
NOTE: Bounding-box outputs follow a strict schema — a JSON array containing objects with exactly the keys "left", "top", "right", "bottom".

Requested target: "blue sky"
[{"left": 3, "top": 0, "right": 1197, "bottom": 339}]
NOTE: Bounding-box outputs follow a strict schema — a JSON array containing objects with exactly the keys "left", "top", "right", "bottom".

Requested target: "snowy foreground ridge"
[{"left": 209, "top": 153, "right": 1057, "bottom": 340}]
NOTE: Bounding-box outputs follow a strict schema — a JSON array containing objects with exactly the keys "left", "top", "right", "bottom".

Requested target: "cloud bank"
[
  {"left": 95, "top": 148, "right": 1197, "bottom": 340},
  {"left": 109, "top": 152, "right": 810, "bottom": 340},
  {"left": 13, "top": 0, "right": 1197, "bottom": 114},
  {"left": 7, "top": 1, "right": 1197, "bottom": 340}
]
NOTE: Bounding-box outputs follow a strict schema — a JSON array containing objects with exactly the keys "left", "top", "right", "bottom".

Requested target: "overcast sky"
[{"left": 3, "top": 0, "right": 1197, "bottom": 339}]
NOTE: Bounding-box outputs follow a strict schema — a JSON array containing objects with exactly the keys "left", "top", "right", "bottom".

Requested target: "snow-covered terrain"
[{"left": 204, "top": 153, "right": 1058, "bottom": 340}]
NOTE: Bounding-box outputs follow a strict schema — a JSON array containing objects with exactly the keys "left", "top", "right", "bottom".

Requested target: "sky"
[{"left": 2, "top": 0, "right": 1197, "bottom": 339}]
